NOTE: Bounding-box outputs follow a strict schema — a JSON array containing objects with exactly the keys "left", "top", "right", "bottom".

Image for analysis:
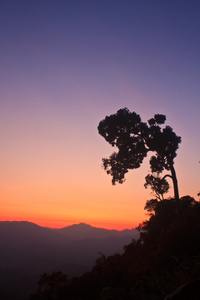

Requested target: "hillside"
[
  {"left": 0, "top": 221, "right": 139, "bottom": 300},
  {"left": 30, "top": 196, "right": 200, "bottom": 300}
]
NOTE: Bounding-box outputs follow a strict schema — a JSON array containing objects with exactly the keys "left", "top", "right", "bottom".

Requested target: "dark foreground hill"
[
  {"left": 30, "top": 196, "right": 200, "bottom": 300},
  {"left": 0, "top": 221, "right": 139, "bottom": 300}
]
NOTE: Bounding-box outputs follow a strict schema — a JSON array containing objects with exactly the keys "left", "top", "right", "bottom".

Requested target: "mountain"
[
  {"left": 0, "top": 221, "right": 70, "bottom": 245},
  {"left": 52, "top": 222, "right": 138, "bottom": 240},
  {"left": 0, "top": 221, "right": 139, "bottom": 300}
]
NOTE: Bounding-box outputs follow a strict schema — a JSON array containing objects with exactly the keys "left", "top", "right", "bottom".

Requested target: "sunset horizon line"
[{"left": 0, "top": 219, "right": 138, "bottom": 231}]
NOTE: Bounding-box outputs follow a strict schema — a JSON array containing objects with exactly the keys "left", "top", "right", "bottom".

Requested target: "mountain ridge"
[
  {"left": 0, "top": 220, "right": 138, "bottom": 241},
  {"left": 51, "top": 221, "right": 137, "bottom": 240},
  {"left": 0, "top": 220, "right": 135, "bottom": 231},
  {"left": 0, "top": 220, "right": 139, "bottom": 300}
]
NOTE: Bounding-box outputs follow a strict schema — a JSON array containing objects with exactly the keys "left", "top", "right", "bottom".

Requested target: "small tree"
[{"left": 98, "top": 108, "right": 181, "bottom": 201}]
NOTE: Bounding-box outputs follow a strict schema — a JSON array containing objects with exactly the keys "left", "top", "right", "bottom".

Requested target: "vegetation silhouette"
[
  {"left": 30, "top": 196, "right": 200, "bottom": 300},
  {"left": 98, "top": 108, "right": 181, "bottom": 201},
  {"left": 30, "top": 109, "right": 200, "bottom": 299}
]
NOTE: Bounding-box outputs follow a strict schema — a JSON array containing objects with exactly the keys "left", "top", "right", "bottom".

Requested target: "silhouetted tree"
[
  {"left": 37, "top": 271, "right": 68, "bottom": 299},
  {"left": 98, "top": 108, "right": 181, "bottom": 200},
  {"left": 138, "top": 196, "right": 200, "bottom": 257},
  {"left": 144, "top": 174, "right": 170, "bottom": 200}
]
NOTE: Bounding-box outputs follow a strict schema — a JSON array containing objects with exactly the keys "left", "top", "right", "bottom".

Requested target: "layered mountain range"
[{"left": 0, "top": 221, "right": 139, "bottom": 300}]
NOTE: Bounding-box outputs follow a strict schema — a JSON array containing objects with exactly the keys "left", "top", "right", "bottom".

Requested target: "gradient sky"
[{"left": 0, "top": 0, "right": 200, "bottom": 230}]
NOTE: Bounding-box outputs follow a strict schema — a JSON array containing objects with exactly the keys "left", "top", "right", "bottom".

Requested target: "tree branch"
[{"left": 162, "top": 174, "right": 173, "bottom": 181}]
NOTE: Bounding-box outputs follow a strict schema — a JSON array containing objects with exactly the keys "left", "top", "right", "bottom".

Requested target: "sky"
[{"left": 0, "top": 0, "right": 200, "bottom": 230}]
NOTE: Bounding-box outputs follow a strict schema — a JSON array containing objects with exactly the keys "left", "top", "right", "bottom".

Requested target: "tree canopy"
[{"left": 98, "top": 108, "right": 181, "bottom": 200}]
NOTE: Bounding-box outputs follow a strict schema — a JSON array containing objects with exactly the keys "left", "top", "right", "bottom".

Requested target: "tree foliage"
[
  {"left": 138, "top": 196, "right": 200, "bottom": 258},
  {"left": 98, "top": 108, "right": 181, "bottom": 200},
  {"left": 144, "top": 174, "right": 170, "bottom": 200}
]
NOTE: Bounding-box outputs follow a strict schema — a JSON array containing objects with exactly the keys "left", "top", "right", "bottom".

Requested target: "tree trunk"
[{"left": 170, "top": 163, "right": 179, "bottom": 201}]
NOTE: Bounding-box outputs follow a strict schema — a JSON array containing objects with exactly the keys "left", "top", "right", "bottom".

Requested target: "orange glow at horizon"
[
  {"left": 0, "top": 216, "right": 142, "bottom": 231},
  {"left": 1, "top": 180, "right": 147, "bottom": 230}
]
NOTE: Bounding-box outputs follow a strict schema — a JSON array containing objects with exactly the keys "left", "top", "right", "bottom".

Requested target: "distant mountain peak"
[
  {"left": 0, "top": 220, "right": 42, "bottom": 228},
  {"left": 70, "top": 223, "right": 92, "bottom": 228},
  {"left": 60, "top": 222, "right": 97, "bottom": 232}
]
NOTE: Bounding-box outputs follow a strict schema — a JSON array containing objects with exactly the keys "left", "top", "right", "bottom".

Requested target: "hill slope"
[{"left": 0, "top": 221, "right": 139, "bottom": 300}]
